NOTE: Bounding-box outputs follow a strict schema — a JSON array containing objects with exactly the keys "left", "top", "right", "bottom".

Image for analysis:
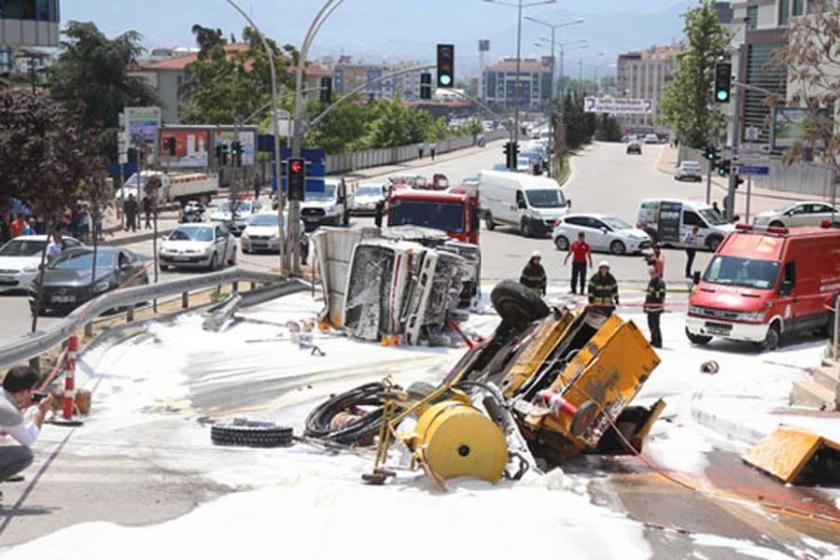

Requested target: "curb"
[
  {"left": 689, "top": 395, "right": 768, "bottom": 446},
  {"left": 103, "top": 228, "right": 176, "bottom": 247}
]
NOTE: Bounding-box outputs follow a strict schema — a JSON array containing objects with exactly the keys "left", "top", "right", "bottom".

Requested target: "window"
[
  {"left": 746, "top": 6, "right": 758, "bottom": 30},
  {"left": 812, "top": 204, "right": 834, "bottom": 213},
  {"left": 779, "top": 0, "right": 790, "bottom": 25},
  {"left": 565, "top": 217, "right": 587, "bottom": 227},
  {"left": 792, "top": 0, "right": 804, "bottom": 16},
  {"left": 683, "top": 211, "right": 703, "bottom": 227},
  {"left": 703, "top": 256, "right": 781, "bottom": 290}
]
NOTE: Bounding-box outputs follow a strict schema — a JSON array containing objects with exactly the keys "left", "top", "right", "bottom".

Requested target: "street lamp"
[
  {"left": 482, "top": 0, "right": 556, "bottom": 145},
  {"left": 225, "top": 0, "right": 285, "bottom": 273},
  {"left": 524, "top": 15, "right": 584, "bottom": 102},
  {"left": 535, "top": 38, "right": 587, "bottom": 104}
]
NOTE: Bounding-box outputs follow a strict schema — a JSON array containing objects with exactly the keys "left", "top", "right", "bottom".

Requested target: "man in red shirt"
[
  {"left": 8, "top": 214, "right": 26, "bottom": 239},
  {"left": 563, "top": 232, "right": 593, "bottom": 294}
]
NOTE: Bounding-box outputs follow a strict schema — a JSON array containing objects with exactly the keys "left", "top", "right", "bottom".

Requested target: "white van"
[
  {"left": 479, "top": 171, "right": 570, "bottom": 237},
  {"left": 637, "top": 198, "right": 734, "bottom": 251}
]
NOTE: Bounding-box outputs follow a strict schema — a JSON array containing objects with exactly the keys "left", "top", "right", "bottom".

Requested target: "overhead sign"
[
  {"left": 739, "top": 165, "right": 770, "bottom": 176},
  {"left": 585, "top": 97, "right": 653, "bottom": 115}
]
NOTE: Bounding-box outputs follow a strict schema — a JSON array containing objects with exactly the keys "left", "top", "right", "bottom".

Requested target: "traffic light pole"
[{"left": 725, "top": 44, "right": 743, "bottom": 223}]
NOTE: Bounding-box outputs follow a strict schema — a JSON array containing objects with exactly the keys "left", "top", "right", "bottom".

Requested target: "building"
[
  {"left": 0, "top": 0, "right": 60, "bottom": 73},
  {"left": 333, "top": 59, "right": 424, "bottom": 101},
  {"left": 481, "top": 57, "right": 554, "bottom": 109},
  {"left": 615, "top": 44, "right": 682, "bottom": 130}
]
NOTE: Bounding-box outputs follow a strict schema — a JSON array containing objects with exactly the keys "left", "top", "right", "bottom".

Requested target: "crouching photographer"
[{"left": 0, "top": 367, "right": 54, "bottom": 481}]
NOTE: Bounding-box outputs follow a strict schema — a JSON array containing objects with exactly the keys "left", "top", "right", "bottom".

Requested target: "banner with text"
[{"left": 584, "top": 97, "right": 653, "bottom": 115}]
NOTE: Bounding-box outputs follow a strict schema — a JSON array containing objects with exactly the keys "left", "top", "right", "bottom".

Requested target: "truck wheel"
[
  {"left": 762, "top": 322, "right": 782, "bottom": 351},
  {"left": 554, "top": 235, "right": 570, "bottom": 251},
  {"left": 520, "top": 220, "right": 532, "bottom": 238},
  {"left": 490, "top": 280, "right": 550, "bottom": 330},
  {"left": 211, "top": 421, "right": 293, "bottom": 448},
  {"left": 685, "top": 328, "right": 711, "bottom": 345},
  {"left": 485, "top": 213, "right": 496, "bottom": 231},
  {"left": 610, "top": 240, "right": 626, "bottom": 255},
  {"left": 769, "top": 221, "right": 785, "bottom": 228},
  {"left": 706, "top": 235, "right": 722, "bottom": 252}
]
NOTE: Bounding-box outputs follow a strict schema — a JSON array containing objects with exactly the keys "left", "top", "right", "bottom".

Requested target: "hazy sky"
[{"left": 61, "top": 0, "right": 692, "bottom": 76}]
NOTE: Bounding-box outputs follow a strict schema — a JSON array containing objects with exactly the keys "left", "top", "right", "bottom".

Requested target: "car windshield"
[
  {"left": 53, "top": 250, "right": 116, "bottom": 270},
  {"left": 307, "top": 184, "right": 337, "bottom": 201},
  {"left": 219, "top": 201, "right": 252, "bottom": 214},
  {"left": 170, "top": 227, "right": 214, "bottom": 242},
  {"left": 601, "top": 216, "right": 632, "bottom": 230},
  {"left": 682, "top": 162, "right": 701, "bottom": 169},
  {"left": 699, "top": 208, "right": 728, "bottom": 226},
  {"left": 249, "top": 214, "right": 278, "bottom": 226},
  {"left": 526, "top": 189, "right": 566, "bottom": 209},
  {"left": 356, "top": 186, "right": 382, "bottom": 197},
  {"left": 0, "top": 239, "right": 46, "bottom": 257},
  {"left": 703, "top": 256, "right": 780, "bottom": 290},
  {"left": 389, "top": 200, "right": 465, "bottom": 233}
]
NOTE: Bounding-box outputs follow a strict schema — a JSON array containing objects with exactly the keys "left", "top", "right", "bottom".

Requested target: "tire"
[
  {"left": 520, "top": 220, "right": 532, "bottom": 238},
  {"left": 762, "top": 321, "right": 782, "bottom": 351},
  {"left": 485, "top": 213, "right": 496, "bottom": 231},
  {"left": 208, "top": 252, "right": 219, "bottom": 272},
  {"left": 554, "top": 235, "right": 570, "bottom": 251},
  {"left": 160, "top": 264, "right": 170, "bottom": 272},
  {"left": 490, "top": 280, "right": 550, "bottom": 330},
  {"left": 685, "top": 328, "right": 712, "bottom": 345},
  {"left": 769, "top": 221, "right": 785, "bottom": 228},
  {"left": 211, "top": 421, "right": 293, "bottom": 448},
  {"left": 706, "top": 235, "right": 723, "bottom": 252},
  {"left": 610, "top": 240, "right": 626, "bottom": 255},
  {"left": 343, "top": 210, "right": 350, "bottom": 227}
]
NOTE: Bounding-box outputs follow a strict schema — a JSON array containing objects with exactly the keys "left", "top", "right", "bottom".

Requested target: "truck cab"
[
  {"left": 300, "top": 178, "right": 351, "bottom": 231},
  {"left": 387, "top": 189, "right": 480, "bottom": 245}
]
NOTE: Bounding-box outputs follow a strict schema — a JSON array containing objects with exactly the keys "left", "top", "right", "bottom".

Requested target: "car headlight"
[
  {"left": 241, "top": 232, "right": 250, "bottom": 240},
  {"left": 737, "top": 310, "right": 766, "bottom": 322},
  {"left": 688, "top": 305, "right": 704, "bottom": 315},
  {"left": 93, "top": 281, "right": 111, "bottom": 293},
  {"left": 22, "top": 266, "right": 38, "bottom": 273},
  {"left": 325, "top": 205, "right": 338, "bottom": 215},
  {"left": 204, "top": 245, "right": 214, "bottom": 254}
]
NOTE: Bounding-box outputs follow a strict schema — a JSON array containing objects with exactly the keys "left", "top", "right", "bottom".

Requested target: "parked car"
[
  {"left": 209, "top": 199, "right": 262, "bottom": 236},
  {"left": 0, "top": 235, "right": 83, "bottom": 294},
  {"left": 686, "top": 224, "right": 840, "bottom": 350},
  {"left": 637, "top": 198, "right": 734, "bottom": 251},
  {"left": 350, "top": 183, "right": 388, "bottom": 216},
  {"left": 553, "top": 214, "right": 652, "bottom": 255},
  {"left": 480, "top": 171, "right": 571, "bottom": 237},
  {"left": 626, "top": 141, "right": 642, "bottom": 155},
  {"left": 29, "top": 247, "right": 148, "bottom": 316},
  {"left": 753, "top": 201, "right": 840, "bottom": 228},
  {"left": 675, "top": 161, "right": 703, "bottom": 182},
  {"left": 644, "top": 134, "right": 659, "bottom": 144},
  {"left": 159, "top": 223, "right": 237, "bottom": 271},
  {"left": 240, "top": 212, "right": 303, "bottom": 254}
]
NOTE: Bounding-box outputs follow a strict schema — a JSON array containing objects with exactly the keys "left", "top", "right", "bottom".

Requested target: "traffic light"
[
  {"left": 503, "top": 141, "right": 519, "bottom": 170},
  {"left": 717, "top": 158, "right": 731, "bottom": 177},
  {"left": 164, "top": 137, "right": 176, "bottom": 156},
  {"left": 420, "top": 73, "right": 433, "bottom": 100},
  {"left": 216, "top": 144, "right": 229, "bottom": 166},
  {"left": 703, "top": 146, "right": 720, "bottom": 162},
  {"left": 436, "top": 44, "right": 454, "bottom": 88},
  {"left": 231, "top": 141, "right": 244, "bottom": 167},
  {"left": 320, "top": 76, "right": 333, "bottom": 104},
  {"left": 288, "top": 157, "right": 306, "bottom": 202},
  {"left": 714, "top": 62, "right": 732, "bottom": 103}
]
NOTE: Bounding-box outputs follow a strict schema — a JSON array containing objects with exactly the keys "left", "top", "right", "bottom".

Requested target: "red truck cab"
[
  {"left": 387, "top": 189, "right": 480, "bottom": 245},
  {"left": 686, "top": 224, "right": 840, "bottom": 350}
]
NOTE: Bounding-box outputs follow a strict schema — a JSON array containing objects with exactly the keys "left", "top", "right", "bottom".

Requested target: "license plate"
[
  {"left": 0, "top": 276, "right": 13, "bottom": 283},
  {"left": 52, "top": 295, "right": 76, "bottom": 303},
  {"left": 705, "top": 323, "right": 731, "bottom": 335},
  {"left": 174, "top": 257, "right": 190, "bottom": 262}
]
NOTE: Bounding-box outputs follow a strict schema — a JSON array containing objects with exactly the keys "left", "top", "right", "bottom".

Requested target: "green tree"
[
  {"left": 304, "top": 98, "right": 371, "bottom": 153},
  {"left": 659, "top": 0, "right": 731, "bottom": 148},
  {"left": 191, "top": 24, "right": 226, "bottom": 60},
  {"left": 595, "top": 114, "right": 623, "bottom": 142}
]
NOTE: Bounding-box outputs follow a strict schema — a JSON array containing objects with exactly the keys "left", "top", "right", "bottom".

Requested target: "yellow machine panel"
[{"left": 742, "top": 426, "right": 840, "bottom": 484}]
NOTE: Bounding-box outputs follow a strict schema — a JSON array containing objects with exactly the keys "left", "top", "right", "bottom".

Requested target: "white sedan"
[
  {"left": 159, "top": 223, "right": 237, "bottom": 271},
  {"left": 350, "top": 183, "right": 387, "bottom": 216},
  {"left": 753, "top": 201, "right": 840, "bottom": 228},
  {"left": 241, "top": 212, "right": 304, "bottom": 253},
  {"left": 0, "top": 235, "right": 83, "bottom": 293},
  {"left": 209, "top": 199, "right": 262, "bottom": 235},
  {"left": 552, "top": 214, "right": 652, "bottom": 255}
]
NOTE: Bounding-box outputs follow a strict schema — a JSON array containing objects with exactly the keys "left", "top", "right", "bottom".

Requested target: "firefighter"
[
  {"left": 519, "top": 251, "right": 547, "bottom": 296},
  {"left": 588, "top": 260, "right": 619, "bottom": 315},
  {"left": 644, "top": 266, "right": 666, "bottom": 349}
]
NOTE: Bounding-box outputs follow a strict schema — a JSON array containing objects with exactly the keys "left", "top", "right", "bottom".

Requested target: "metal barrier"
[{"left": 0, "top": 268, "right": 305, "bottom": 371}]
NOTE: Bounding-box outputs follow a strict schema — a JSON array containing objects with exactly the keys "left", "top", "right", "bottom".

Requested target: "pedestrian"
[
  {"left": 69, "top": 205, "right": 81, "bottom": 239},
  {"left": 519, "top": 250, "right": 547, "bottom": 296},
  {"left": 46, "top": 230, "right": 63, "bottom": 264},
  {"left": 712, "top": 201, "right": 721, "bottom": 216},
  {"left": 8, "top": 213, "right": 26, "bottom": 239},
  {"left": 253, "top": 176, "right": 262, "bottom": 200},
  {"left": 0, "top": 366, "right": 55, "bottom": 484},
  {"left": 142, "top": 195, "right": 154, "bottom": 230},
  {"left": 124, "top": 194, "right": 138, "bottom": 232},
  {"left": 683, "top": 224, "right": 700, "bottom": 279},
  {"left": 22, "top": 218, "right": 34, "bottom": 236},
  {"left": 563, "top": 231, "right": 593, "bottom": 295},
  {"left": 430, "top": 142, "right": 437, "bottom": 161},
  {"left": 418, "top": 142, "right": 425, "bottom": 160},
  {"left": 374, "top": 199, "right": 385, "bottom": 228},
  {"left": 646, "top": 244, "right": 665, "bottom": 277},
  {"left": 588, "top": 260, "right": 619, "bottom": 316},
  {"left": 644, "top": 266, "right": 666, "bottom": 349},
  {"left": 79, "top": 206, "right": 91, "bottom": 242},
  {"left": 0, "top": 213, "right": 11, "bottom": 243}
]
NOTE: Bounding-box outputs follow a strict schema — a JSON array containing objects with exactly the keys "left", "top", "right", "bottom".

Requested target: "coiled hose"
[{"left": 304, "top": 382, "right": 391, "bottom": 445}]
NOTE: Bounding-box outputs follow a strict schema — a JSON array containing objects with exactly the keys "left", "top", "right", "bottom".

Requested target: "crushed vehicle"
[
  {"left": 312, "top": 226, "right": 478, "bottom": 346},
  {"left": 303, "top": 280, "right": 664, "bottom": 486}
]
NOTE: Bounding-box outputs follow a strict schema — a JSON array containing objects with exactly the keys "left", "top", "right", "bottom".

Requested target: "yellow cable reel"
[{"left": 406, "top": 400, "right": 508, "bottom": 483}]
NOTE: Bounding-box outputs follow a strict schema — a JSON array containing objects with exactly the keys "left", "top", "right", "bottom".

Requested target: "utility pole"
[{"left": 725, "top": 44, "right": 743, "bottom": 222}]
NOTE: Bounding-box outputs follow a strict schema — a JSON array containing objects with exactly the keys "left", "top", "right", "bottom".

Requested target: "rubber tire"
[
  {"left": 554, "top": 235, "right": 570, "bottom": 251},
  {"left": 685, "top": 327, "right": 712, "bottom": 345},
  {"left": 208, "top": 253, "right": 219, "bottom": 272},
  {"left": 762, "top": 322, "right": 782, "bottom": 351},
  {"left": 211, "top": 423, "right": 293, "bottom": 448},
  {"left": 520, "top": 220, "right": 531, "bottom": 238},
  {"left": 343, "top": 210, "right": 350, "bottom": 227},
  {"left": 706, "top": 235, "right": 723, "bottom": 252},
  {"left": 485, "top": 213, "right": 496, "bottom": 231},
  {"left": 490, "top": 280, "right": 550, "bottom": 330},
  {"left": 160, "top": 264, "right": 170, "bottom": 272},
  {"left": 610, "top": 240, "right": 626, "bottom": 255},
  {"left": 769, "top": 221, "right": 785, "bottom": 228}
]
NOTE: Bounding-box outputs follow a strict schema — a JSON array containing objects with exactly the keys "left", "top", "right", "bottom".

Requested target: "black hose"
[{"left": 304, "top": 382, "right": 391, "bottom": 445}]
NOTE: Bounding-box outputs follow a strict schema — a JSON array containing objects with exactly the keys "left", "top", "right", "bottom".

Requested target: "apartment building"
[
  {"left": 0, "top": 0, "right": 60, "bottom": 73},
  {"left": 615, "top": 44, "right": 682, "bottom": 129},
  {"left": 481, "top": 57, "right": 554, "bottom": 109}
]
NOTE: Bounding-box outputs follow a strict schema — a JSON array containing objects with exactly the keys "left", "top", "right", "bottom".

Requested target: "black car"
[
  {"left": 626, "top": 141, "right": 642, "bottom": 155},
  {"left": 29, "top": 247, "right": 149, "bottom": 316}
]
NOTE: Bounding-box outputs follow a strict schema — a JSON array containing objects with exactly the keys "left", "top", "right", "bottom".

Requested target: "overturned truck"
[{"left": 304, "top": 280, "right": 664, "bottom": 484}]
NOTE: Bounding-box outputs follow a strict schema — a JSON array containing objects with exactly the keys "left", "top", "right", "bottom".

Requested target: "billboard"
[
  {"left": 214, "top": 129, "right": 257, "bottom": 167},
  {"left": 585, "top": 97, "right": 653, "bottom": 115},
  {"left": 124, "top": 106, "right": 161, "bottom": 146},
  {"left": 771, "top": 107, "right": 831, "bottom": 149},
  {"left": 159, "top": 129, "right": 211, "bottom": 169}
]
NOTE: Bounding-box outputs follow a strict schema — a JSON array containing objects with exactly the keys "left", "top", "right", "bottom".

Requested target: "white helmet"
[
  {"left": 598, "top": 260, "right": 610, "bottom": 269},
  {"left": 531, "top": 250, "right": 542, "bottom": 259}
]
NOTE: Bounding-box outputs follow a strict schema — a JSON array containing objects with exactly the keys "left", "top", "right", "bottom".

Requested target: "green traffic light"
[
  {"left": 716, "top": 90, "right": 729, "bottom": 102},
  {"left": 440, "top": 74, "right": 452, "bottom": 87}
]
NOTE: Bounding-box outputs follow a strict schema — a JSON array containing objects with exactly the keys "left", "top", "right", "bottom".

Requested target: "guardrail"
[{"left": 0, "top": 268, "right": 305, "bottom": 371}]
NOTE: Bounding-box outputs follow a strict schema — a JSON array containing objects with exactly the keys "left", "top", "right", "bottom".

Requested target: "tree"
[
  {"left": 304, "top": 99, "right": 371, "bottom": 153},
  {"left": 659, "top": 0, "right": 731, "bottom": 148},
  {"left": 595, "top": 114, "right": 623, "bottom": 142},
  {"left": 772, "top": 0, "right": 840, "bottom": 178},
  {"left": 49, "top": 21, "right": 158, "bottom": 134},
  {"left": 563, "top": 92, "right": 595, "bottom": 149},
  {"left": 192, "top": 25, "right": 226, "bottom": 60}
]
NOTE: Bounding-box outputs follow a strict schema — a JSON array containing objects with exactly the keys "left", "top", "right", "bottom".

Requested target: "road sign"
[
  {"left": 739, "top": 165, "right": 770, "bottom": 176},
  {"left": 584, "top": 97, "right": 653, "bottom": 114},
  {"left": 123, "top": 107, "right": 161, "bottom": 162}
]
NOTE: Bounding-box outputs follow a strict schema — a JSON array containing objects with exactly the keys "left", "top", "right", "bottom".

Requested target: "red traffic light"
[{"left": 290, "top": 160, "right": 303, "bottom": 174}]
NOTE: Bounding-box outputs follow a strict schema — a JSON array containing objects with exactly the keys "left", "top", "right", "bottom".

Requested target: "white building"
[{"left": 615, "top": 44, "right": 682, "bottom": 130}]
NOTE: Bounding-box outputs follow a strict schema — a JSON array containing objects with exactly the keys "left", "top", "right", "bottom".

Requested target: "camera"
[{"left": 31, "top": 391, "right": 48, "bottom": 403}]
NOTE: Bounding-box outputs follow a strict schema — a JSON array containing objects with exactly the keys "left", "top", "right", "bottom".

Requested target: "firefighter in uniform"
[
  {"left": 588, "top": 260, "right": 619, "bottom": 315},
  {"left": 644, "top": 266, "right": 666, "bottom": 348},
  {"left": 519, "top": 251, "right": 547, "bottom": 296}
]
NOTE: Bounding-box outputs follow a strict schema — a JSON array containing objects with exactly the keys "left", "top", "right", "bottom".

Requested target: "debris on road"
[
  {"left": 210, "top": 418, "right": 294, "bottom": 448},
  {"left": 742, "top": 426, "right": 840, "bottom": 486},
  {"left": 700, "top": 360, "right": 719, "bottom": 374}
]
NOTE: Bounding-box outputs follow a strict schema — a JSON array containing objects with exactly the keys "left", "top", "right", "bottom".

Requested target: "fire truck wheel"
[{"left": 491, "top": 280, "right": 550, "bottom": 329}]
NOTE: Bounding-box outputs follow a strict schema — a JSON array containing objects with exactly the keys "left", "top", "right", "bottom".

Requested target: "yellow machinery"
[{"left": 743, "top": 426, "right": 840, "bottom": 484}]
